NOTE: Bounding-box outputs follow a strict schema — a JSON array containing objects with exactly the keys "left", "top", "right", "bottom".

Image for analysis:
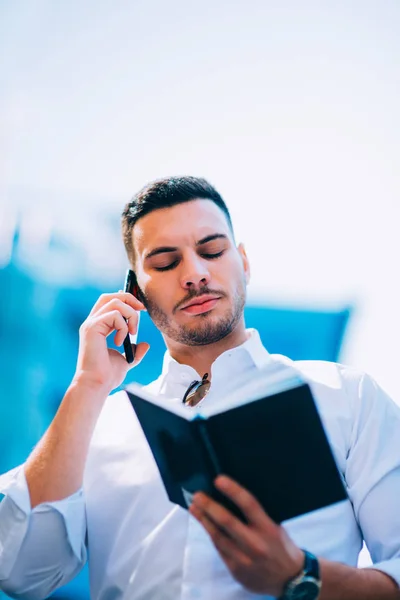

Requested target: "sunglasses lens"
[{"left": 184, "top": 380, "right": 211, "bottom": 407}]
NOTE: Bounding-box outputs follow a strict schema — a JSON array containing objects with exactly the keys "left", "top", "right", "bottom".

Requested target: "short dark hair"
[{"left": 121, "top": 176, "right": 234, "bottom": 265}]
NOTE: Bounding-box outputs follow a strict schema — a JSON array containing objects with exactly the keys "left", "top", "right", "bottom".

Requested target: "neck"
[{"left": 165, "top": 320, "right": 249, "bottom": 378}]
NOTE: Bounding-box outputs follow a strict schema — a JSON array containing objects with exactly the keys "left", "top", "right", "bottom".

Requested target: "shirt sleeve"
[
  {"left": 0, "top": 464, "right": 87, "bottom": 600},
  {"left": 344, "top": 371, "right": 400, "bottom": 586}
]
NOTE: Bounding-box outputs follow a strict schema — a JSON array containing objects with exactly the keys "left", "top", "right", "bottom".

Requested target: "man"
[{"left": 0, "top": 176, "right": 400, "bottom": 600}]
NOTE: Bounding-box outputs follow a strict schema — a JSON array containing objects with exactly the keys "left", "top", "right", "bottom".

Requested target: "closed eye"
[
  {"left": 154, "top": 261, "right": 179, "bottom": 272},
  {"left": 153, "top": 250, "right": 224, "bottom": 272},
  {"left": 201, "top": 251, "right": 224, "bottom": 260}
]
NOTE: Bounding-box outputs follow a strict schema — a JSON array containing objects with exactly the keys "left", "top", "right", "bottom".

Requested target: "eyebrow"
[{"left": 144, "top": 233, "right": 228, "bottom": 261}]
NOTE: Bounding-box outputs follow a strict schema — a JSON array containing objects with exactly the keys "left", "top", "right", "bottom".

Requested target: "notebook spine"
[{"left": 197, "top": 420, "right": 222, "bottom": 478}]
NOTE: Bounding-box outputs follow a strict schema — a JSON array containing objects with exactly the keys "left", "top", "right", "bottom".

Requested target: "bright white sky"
[{"left": 1, "top": 1, "right": 400, "bottom": 402}]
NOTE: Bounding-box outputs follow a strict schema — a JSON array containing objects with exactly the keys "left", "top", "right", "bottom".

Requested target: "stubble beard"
[{"left": 142, "top": 283, "right": 246, "bottom": 347}]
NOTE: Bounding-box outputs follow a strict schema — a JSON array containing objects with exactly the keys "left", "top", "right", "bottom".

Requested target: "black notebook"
[{"left": 125, "top": 362, "right": 347, "bottom": 523}]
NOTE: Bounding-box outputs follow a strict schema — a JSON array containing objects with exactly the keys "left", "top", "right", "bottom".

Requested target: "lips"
[
  {"left": 180, "top": 295, "right": 221, "bottom": 315},
  {"left": 181, "top": 295, "right": 221, "bottom": 310}
]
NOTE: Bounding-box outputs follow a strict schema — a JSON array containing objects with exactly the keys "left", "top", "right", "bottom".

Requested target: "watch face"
[{"left": 291, "top": 580, "right": 320, "bottom": 600}]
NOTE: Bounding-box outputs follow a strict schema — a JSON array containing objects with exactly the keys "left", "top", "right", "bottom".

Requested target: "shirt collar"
[{"left": 159, "top": 328, "right": 270, "bottom": 388}]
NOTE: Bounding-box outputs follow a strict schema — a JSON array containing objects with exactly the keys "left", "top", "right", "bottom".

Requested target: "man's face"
[{"left": 132, "top": 199, "right": 250, "bottom": 346}]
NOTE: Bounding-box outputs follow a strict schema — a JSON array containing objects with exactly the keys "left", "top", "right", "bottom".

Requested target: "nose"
[{"left": 180, "top": 255, "right": 211, "bottom": 291}]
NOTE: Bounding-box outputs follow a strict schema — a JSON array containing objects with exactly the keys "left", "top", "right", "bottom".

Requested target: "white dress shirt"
[{"left": 1, "top": 329, "right": 400, "bottom": 600}]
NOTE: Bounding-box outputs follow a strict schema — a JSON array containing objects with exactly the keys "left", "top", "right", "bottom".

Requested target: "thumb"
[{"left": 129, "top": 342, "right": 150, "bottom": 368}]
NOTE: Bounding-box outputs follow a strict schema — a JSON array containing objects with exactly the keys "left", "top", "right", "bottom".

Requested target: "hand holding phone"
[{"left": 123, "top": 269, "right": 141, "bottom": 363}]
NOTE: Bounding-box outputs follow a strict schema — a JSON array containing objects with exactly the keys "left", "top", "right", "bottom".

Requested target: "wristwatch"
[{"left": 279, "top": 550, "right": 321, "bottom": 600}]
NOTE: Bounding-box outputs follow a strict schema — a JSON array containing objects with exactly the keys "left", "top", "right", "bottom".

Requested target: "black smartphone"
[{"left": 123, "top": 269, "right": 140, "bottom": 363}]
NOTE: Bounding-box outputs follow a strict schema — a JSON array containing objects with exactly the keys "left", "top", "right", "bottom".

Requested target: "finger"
[
  {"left": 190, "top": 504, "right": 251, "bottom": 566},
  {"left": 191, "top": 492, "right": 264, "bottom": 557},
  {"left": 93, "top": 298, "right": 141, "bottom": 323},
  {"left": 128, "top": 342, "right": 150, "bottom": 368},
  {"left": 215, "top": 476, "right": 275, "bottom": 531},
  {"left": 114, "top": 325, "right": 130, "bottom": 348},
  {"left": 89, "top": 310, "right": 128, "bottom": 341},
  {"left": 99, "top": 303, "right": 140, "bottom": 347},
  {"left": 89, "top": 292, "right": 145, "bottom": 317}
]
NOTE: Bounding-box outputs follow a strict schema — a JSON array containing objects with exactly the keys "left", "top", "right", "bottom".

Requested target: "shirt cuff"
[
  {"left": 0, "top": 465, "right": 86, "bottom": 563},
  {"left": 364, "top": 559, "right": 400, "bottom": 588},
  {"left": 35, "top": 491, "right": 87, "bottom": 562},
  {"left": 0, "top": 466, "right": 32, "bottom": 579},
  {"left": 0, "top": 465, "right": 31, "bottom": 514}
]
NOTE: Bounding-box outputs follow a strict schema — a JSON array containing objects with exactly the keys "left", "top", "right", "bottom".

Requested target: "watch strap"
[
  {"left": 303, "top": 549, "right": 320, "bottom": 579},
  {"left": 279, "top": 549, "right": 321, "bottom": 600}
]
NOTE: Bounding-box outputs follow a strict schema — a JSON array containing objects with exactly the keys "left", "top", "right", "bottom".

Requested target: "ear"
[{"left": 237, "top": 243, "right": 250, "bottom": 285}]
